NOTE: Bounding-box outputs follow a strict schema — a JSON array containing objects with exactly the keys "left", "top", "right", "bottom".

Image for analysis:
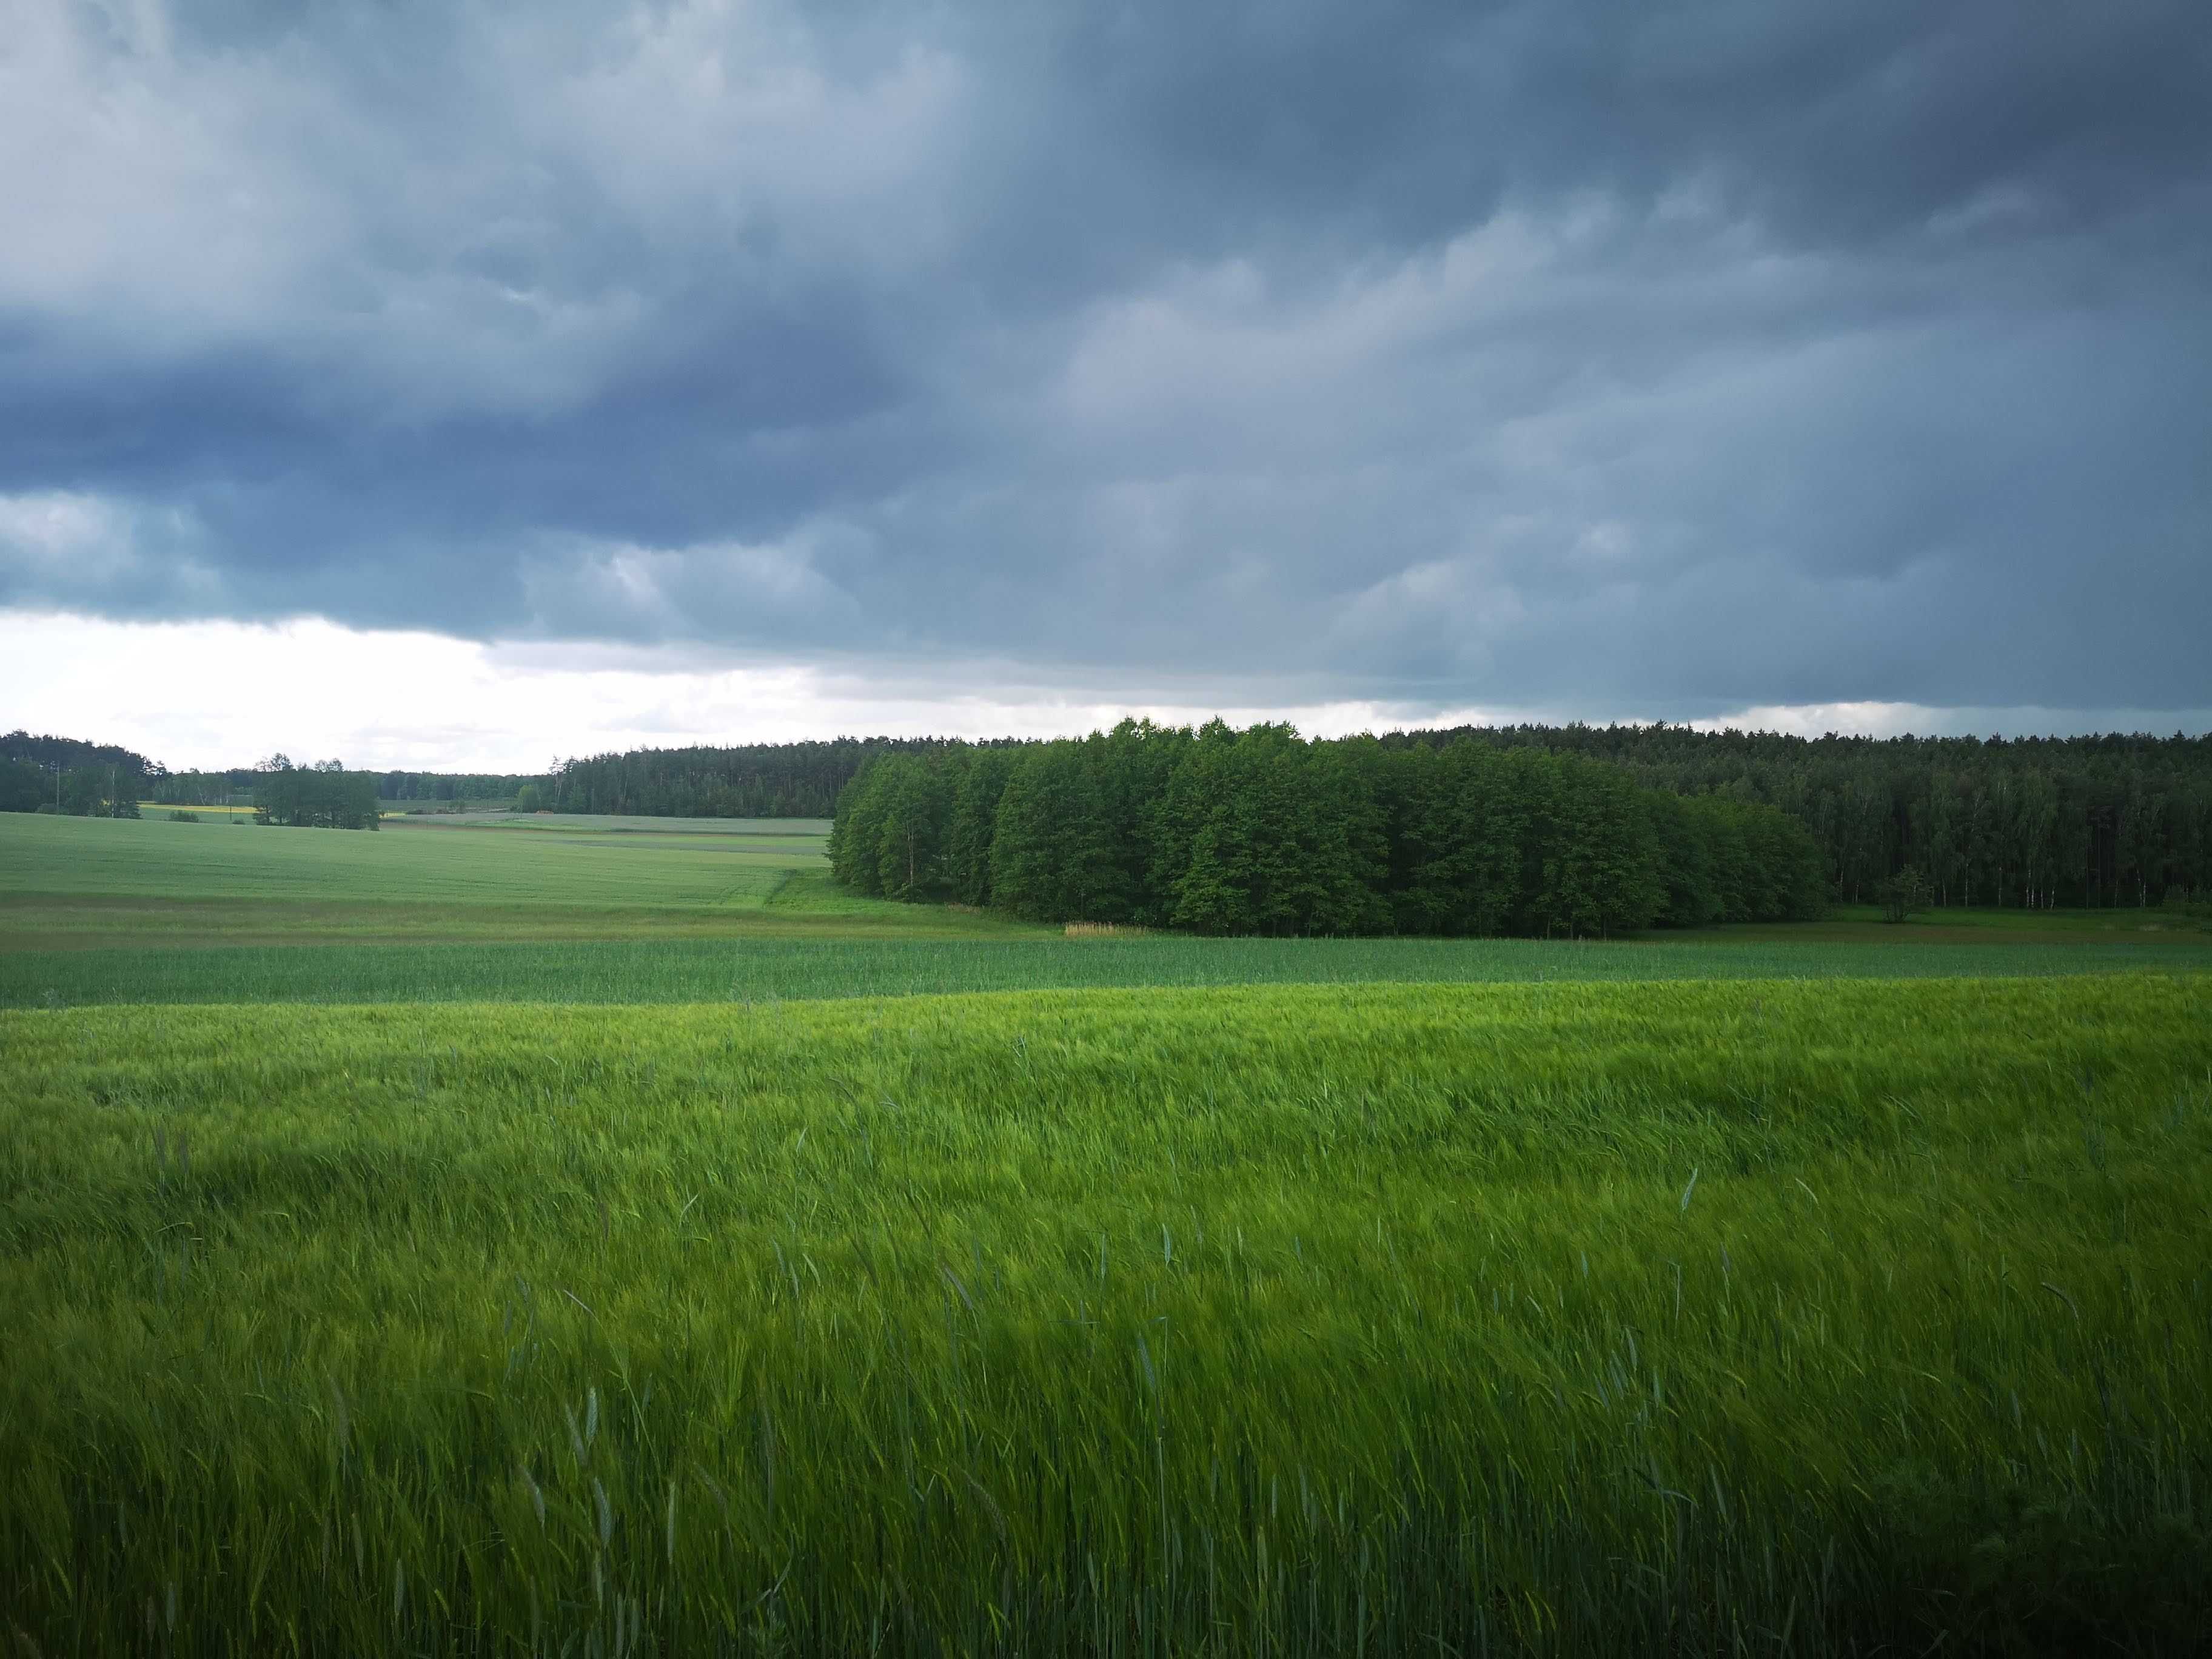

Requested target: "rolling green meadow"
[{"left": 4, "top": 810, "right": 2212, "bottom": 1654}]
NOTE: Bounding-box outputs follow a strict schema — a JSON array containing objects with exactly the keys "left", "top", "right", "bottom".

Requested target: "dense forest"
[
  {"left": 572, "top": 724, "right": 2212, "bottom": 912},
  {"left": 1384, "top": 725, "right": 2212, "bottom": 911},
  {"left": 547, "top": 739, "right": 1005, "bottom": 818},
  {"left": 830, "top": 721, "right": 1829, "bottom": 937}
]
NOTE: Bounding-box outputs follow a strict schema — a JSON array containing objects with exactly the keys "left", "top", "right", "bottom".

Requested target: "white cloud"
[{"left": 0, "top": 609, "right": 1504, "bottom": 770}]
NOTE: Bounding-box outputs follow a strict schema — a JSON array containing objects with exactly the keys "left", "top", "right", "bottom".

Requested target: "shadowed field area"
[
  {"left": 7, "top": 927, "right": 2207, "bottom": 1009},
  {"left": 1700, "top": 903, "right": 2212, "bottom": 948}
]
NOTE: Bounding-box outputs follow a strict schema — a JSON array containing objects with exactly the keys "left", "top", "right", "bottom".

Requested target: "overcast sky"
[{"left": 3, "top": 0, "right": 2207, "bottom": 771}]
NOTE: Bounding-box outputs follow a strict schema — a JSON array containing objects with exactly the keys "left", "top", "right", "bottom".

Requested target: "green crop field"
[
  {"left": 0, "top": 811, "right": 826, "bottom": 909},
  {"left": 0, "top": 813, "right": 1044, "bottom": 956},
  {"left": 5, "top": 814, "right": 2207, "bottom": 998},
  {"left": 4, "top": 811, "right": 2211, "bottom": 1654},
  {"left": 5, "top": 977, "right": 2211, "bottom": 1655}
]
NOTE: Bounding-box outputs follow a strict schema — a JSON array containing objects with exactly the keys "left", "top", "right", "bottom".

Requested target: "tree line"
[
  {"left": 1382, "top": 725, "right": 2212, "bottom": 910},
  {"left": 0, "top": 729, "right": 532, "bottom": 820},
  {"left": 12, "top": 719, "right": 2211, "bottom": 911},
  {"left": 374, "top": 770, "right": 541, "bottom": 803},
  {"left": 830, "top": 721, "right": 1829, "bottom": 936},
  {"left": 561, "top": 723, "right": 2212, "bottom": 912},
  {"left": 546, "top": 739, "right": 1002, "bottom": 819},
  {"left": 146, "top": 767, "right": 538, "bottom": 806}
]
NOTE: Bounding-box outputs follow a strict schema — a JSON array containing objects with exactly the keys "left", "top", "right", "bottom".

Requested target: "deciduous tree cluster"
[
  {"left": 251, "top": 758, "right": 383, "bottom": 830},
  {"left": 831, "top": 722, "right": 1828, "bottom": 936}
]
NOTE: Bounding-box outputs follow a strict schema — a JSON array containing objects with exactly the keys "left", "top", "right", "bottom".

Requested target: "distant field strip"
[
  {"left": 3, "top": 975, "right": 2208, "bottom": 1653},
  {"left": 0, "top": 811, "right": 825, "bottom": 909},
  {"left": 5, "top": 931, "right": 2205, "bottom": 1008}
]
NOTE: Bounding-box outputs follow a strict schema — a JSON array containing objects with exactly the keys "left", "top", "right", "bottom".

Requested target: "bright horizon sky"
[{"left": 5, "top": 609, "right": 2203, "bottom": 776}]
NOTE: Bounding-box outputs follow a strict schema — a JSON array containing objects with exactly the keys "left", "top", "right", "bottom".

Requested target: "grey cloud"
[{"left": 2, "top": 0, "right": 2207, "bottom": 721}]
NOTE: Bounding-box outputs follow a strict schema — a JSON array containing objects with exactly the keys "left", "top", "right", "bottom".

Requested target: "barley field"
[
  {"left": 3, "top": 814, "right": 2210, "bottom": 1654},
  {"left": 4, "top": 979, "right": 2211, "bottom": 1654}
]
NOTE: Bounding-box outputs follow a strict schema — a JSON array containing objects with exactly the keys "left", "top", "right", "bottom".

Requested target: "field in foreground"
[{"left": 4, "top": 975, "right": 2210, "bottom": 1655}]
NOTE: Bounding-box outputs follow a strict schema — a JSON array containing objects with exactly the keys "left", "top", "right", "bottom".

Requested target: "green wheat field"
[{"left": 4, "top": 810, "right": 2210, "bottom": 1655}]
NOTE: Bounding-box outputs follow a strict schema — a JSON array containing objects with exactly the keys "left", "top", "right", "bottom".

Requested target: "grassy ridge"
[
  {"left": 4, "top": 976, "right": 2209, "bottom": 1654},
  {"left": 4, "top": 930, "right": 2207, "bottom": 1009}
]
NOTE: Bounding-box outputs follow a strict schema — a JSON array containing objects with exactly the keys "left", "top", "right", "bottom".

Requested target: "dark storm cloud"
[{"left": 2, "top": 0, "right": 2207, "bottom": 720}]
